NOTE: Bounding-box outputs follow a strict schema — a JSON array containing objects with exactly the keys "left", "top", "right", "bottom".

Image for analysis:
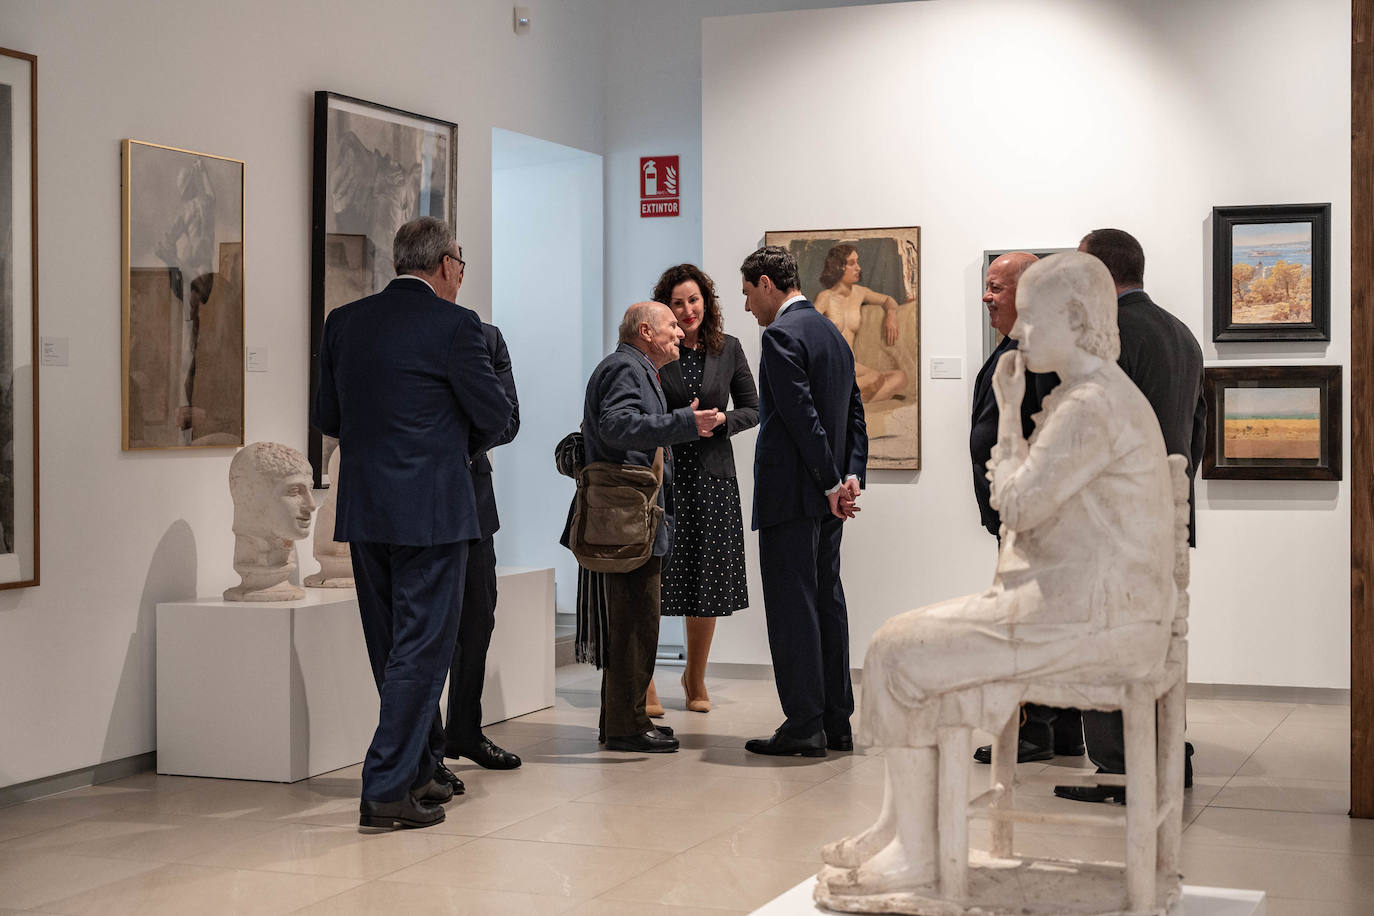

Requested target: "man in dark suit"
[
  {"left": 968, "top": 252, "right": 1084, "bottom": 766},
  {"left": 575, "top": 302, "right": 718, "bottom": 753},
  {"left": 740, "top": 245, "right": 868, "bottom": 758},
  {"left": 431, "top": 320, "right": 523, "bottom": 771},
  {"left": 313, "top": 217, "right": 512, "bottom": 830},
  {"left": 1056, "top": 227, "right": 1205, "bottom": 803}
]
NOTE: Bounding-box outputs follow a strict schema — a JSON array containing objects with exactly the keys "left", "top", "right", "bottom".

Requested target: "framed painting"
[
  {"left": 0, "top": 48, "right": 39, "bottom": 588},
  {"left": 980, "top": 247, "right": 1074, "bottom": 361},
  {"left": 1201, "top": 365, "right": 1341, "bottom": 480},
  {"left": 1211, "top": 203, "right": 1330, "bottom": 342},
  {"left": 122, "top": 140, "right": 244, "bottom": 451},
  {"left": 763, "top": 227, "right": 920, "bottom": 470},
  {"left": 309, "top": 91, "right": 457, "bottom": 486}
]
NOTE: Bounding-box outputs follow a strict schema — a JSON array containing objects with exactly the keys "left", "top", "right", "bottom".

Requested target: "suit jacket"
[
  {"left": 658, "top": 333, "right": 759, "bottom": 478},
  {"left": 572, "top": 343, "right": 699, "bottom": 557},
  {"left": 1116, "top": 290, "right": 1206, "bottom": 545},
  {"left": 471, "top": 322, "right": 521, "bottom": 540},
  {"left": 312, "top": 277, "right": 513, "bottom": 546},
  {"left": 969, "top": 336, "right": 1060, "bottom": 537},
  {"left": 753, "top": 300, "right": 868, "bottom": 531}
]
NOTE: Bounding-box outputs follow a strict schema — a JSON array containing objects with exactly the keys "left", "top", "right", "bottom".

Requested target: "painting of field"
[
  {"left": 1229, "top": 222, "right": 1313, "bottom": 325},
  {"left": 1223, "top": 386, "right": 1320, "bottom": 459}
]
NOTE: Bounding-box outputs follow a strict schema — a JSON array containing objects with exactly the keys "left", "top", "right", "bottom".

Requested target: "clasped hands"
[
  {"left": 828, "top": 477, "right": 862, "bottom": 520},
  {"left": 690, "top": 398, "right": 725, "bottom": 437}
]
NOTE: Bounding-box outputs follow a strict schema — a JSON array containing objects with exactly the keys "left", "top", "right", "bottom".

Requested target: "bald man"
[
  {"left": 970, "top": 251, "right": 1083, "bottom": 765},
  {"left": 568, "top": 302, "right": 718, "bottom": 753}
]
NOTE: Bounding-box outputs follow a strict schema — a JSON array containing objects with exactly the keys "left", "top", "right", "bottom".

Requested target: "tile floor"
[{"left": 0, "top": 665, "right": 1362, "bottom": 915}]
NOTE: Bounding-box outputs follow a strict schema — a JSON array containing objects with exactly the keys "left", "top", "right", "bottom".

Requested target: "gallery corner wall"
[{"left": 702, "top": 0, "right": 1352, "bottom": 689}]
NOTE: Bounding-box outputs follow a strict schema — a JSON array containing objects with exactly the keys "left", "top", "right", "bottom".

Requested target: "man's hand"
[
  {"left": 844, "top": 477, "right": 861, "bottom": 500},
  {"left": 883, "top": 310, "right": 899, "bottom": 346},
  {"left": 828, "top": 483, "right": 861, "bottom": 520},
  {"left": 712, "top": 411, "right": 727, "bottom": 430},
  {"left": 690, "top": 397, "right": 719, "bottom": 437}
]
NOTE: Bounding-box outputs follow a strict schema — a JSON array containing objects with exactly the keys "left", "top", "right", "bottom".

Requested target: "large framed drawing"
[
  {"left": 1211, "top": 203, "right": 1331, "bottom": 342},
  {"left": 122, "top": 141, "right": 244, "bottom": 451},
  {"left": 980, "top": 247, "right": 1074, "bottom": 360},
  {"left": 309, "top": 91, "right": 457, "bottom": 486},
  {"left": 0, "top": 48, "right": 38, "bottom": 588},
  {"left": 1201, "top": 365, "right": 1341, "bottom": 481},
  {"left": 763, "top": 227, "right": 921, "bottom": 470}
]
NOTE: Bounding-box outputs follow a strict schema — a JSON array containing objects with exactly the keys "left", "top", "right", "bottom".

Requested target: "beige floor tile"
[
  {"left": 1210, "top": 775, "right": 1350, "bottom": 814},
  {"left": 576, "top": 772, "right": 811, "bottom": 815},
  {"left": 485, "top": 719, "right": 602, "bottom": 740},
  {"left": 186, "top": 822, "right": 468, "bottom": 878},
  {"left": 493, "top": 801, "right": 748, "bottom": 851},
  {"left": 599, "top": 851, "right": 817, "bottom": 910},
  {"left": 647, "top": 744, "right": 843, "bottom": 783},
  {"left": 1185, "top": 723, "right": 1275, "bottom": 778},
  {"left": 566, "top": 899, "right": 748, "bottom": 915},
  {"left": 1184, "top": 698, "right": 1295, "bottom": 730},
  {"left": 105, "top": 778, "right": 358, "bottom": 824},
  {"left": 39, "top": 862, "right": 361, "bottom": 915},
  {"left": 1278, "top": 703, "right": 1350, "bottom": 730},
  {"left": 383, "top": 836, "right": 668, "bottom": 897},
  {"left": 1264, "top": 896, "right": 1369, "bottom": 916},
  {"left": 688, "top": 811, "right": 878, "bottom": 863},
  {"left": 516, "top": 737, "right": 683, "bottom": 778},
  {"left": 420, "top": 787, "right": 573, "bottom": 837},
  {"left": 291, "top": 881, "right": 582, "bottom": 915},
  {"left": 0, "top": 811, "right": 282, "bottom": 863},
  {"left": 0, "top": 785, "right": 157, "bottom": 843},
  {"left": 1237, "top": 727, "right": 1351, "bottom": 782},
  {"left": 1176, "top": 841, "right": 1374, "bottom": 902},
  {"left": 1183, "top": 807, "right": 1374, "bottom": 856},
  {"left": 0, "top": 850, "right": 162, "bottom": 909},
  {"left": 444, "top": 759, "right": 618, "bottom": 797},
  {"left": 759, "top": 777, "right": 884, "bottom": 821}
]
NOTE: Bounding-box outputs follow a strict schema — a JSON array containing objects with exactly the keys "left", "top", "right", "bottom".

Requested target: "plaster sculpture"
[
  {"left": 224, "top": 442, "right": 317, "bottom": 601},
  {"left": 304, "top": 447, "right": 353, "bottom": 588},
  {"left": 816, "top": 251, "right": 1182, "bottom": 915}
]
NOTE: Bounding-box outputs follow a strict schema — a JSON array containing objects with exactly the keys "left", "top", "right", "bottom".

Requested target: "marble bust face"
[{"left": 224, "top": 442, "right": 318, "bottom": 602}]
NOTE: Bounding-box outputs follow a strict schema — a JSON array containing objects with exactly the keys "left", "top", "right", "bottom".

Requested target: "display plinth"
[{"left": 156, "top": 566, "right": 555, "bottom": 783}]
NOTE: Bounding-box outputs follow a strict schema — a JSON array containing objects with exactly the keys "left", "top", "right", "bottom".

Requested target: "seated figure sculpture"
[
  {"left": 818, "top": 252, "right": 1177, "bottom": 906},
  {"left": 304, "top": 447, "right": 354, "bottom": 588},
  {"left": 224, "top": 442, "right": 318, "bottom": 601}
]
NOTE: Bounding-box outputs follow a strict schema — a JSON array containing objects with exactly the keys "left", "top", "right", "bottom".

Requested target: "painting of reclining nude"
[
  {"left": 122, "top": 140, "right": 244, "bottom": 450},
  {"left": 764, "top": 226, "right": 921, "bottom": 469},
  {"left": 309, "top": 91, "right": 457, "bottom": 486}
]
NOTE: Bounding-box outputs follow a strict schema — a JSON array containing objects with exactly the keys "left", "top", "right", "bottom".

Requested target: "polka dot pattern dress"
[{"left": 663, "top": 345, "right": 750, "bottom": 618}]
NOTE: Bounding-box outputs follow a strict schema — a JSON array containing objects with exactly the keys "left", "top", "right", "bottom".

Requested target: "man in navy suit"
[
  {"left": 313, "top": 217, "right": 512, "bottom": 830},
  {"left": 741, "top": 246, "right": 868, "bottom": 758}
]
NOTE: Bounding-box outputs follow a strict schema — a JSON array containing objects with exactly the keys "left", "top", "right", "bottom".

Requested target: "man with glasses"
[{"left": 313, "top": 216, "right": 512, "bottom": 830}]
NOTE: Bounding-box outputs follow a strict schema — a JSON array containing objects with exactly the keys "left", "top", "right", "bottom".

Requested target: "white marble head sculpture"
[
  {"left": 304, "top": 447, "right": 353, "bottom": 588},
  {"left": 1013, "top": 251, "right": 1120, "bottom": 373},
  {"left": 224, "top": 442, "right": 317, "bottom": 601}
]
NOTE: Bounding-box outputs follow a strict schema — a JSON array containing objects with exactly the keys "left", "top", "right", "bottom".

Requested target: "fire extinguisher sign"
[{"left": 640, "top": 156, "right": 680, "bottom": 218}]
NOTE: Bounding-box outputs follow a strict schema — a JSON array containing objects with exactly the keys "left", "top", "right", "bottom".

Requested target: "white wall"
[
  {"left": 702, "top": 0, "right": 1352, "bottom": 689},
  {"left": 0, "top": 0, "right": 607, "bottom": 789}
]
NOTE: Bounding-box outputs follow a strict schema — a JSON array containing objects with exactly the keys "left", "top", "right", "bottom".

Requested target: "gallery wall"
[
  {"left": 701, "top": 0, "right": 1352, "bottom": 689},
  {"left": 0, "top": 0, "right": 607, "bottom": 790}
]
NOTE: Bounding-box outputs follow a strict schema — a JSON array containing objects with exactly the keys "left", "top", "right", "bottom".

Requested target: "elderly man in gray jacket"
[{"left": 575, "top": 302, "right": 718, "bottom": 752}]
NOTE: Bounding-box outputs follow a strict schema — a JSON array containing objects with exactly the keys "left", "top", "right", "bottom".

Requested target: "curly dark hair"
[
  {"left": 819, "top": 243, "right": 859, "bottom": 289},
  {"left": 652, "top": 263, "right": 725, "bottom": 354}
]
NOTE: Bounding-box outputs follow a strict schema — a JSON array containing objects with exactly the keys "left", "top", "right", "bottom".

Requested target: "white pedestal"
[
  {"left": 754, "top": 878, "right": 1265, "bottom": 915},
  {"left": 156, "top": 567, "right": 555, "bottom": 783}
]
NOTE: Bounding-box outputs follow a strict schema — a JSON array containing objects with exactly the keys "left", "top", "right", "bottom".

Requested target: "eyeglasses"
[{"left": 445, "top": 252, "right": 465, "bottom": 272}]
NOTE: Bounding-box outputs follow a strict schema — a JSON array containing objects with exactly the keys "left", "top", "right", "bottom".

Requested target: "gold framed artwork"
[
  {"left": 121, "top": 140, "right": 244, "bottom": 450},
  {"left": 764, "top": 226, "right": 921, "bottom": 470},
  {"left": 0, "top": 47, "right": 39, "bottom": 589}
]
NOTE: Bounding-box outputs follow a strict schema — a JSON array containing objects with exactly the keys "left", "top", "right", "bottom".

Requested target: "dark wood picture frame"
[
  {"left": 308, "top": 91, "right": 458, "bottom": 487},
  {"left": 1202, "top": 365, "right": 1341, "bottom": 480},
  {"left": 1212, "top": 203, "right": 1331, "bottom": 342}
]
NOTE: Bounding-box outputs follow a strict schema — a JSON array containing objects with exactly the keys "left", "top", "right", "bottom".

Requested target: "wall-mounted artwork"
[
  {"left": 0, "top": 47, "right": 39, "bottom": 588},
  {"left": 1202, "top": 365, "right": 1341, "bottom": 480},
  {"left": 1211, "top": 203, "right": 1330, "bottom": 342},
  {"left": 309, "top": 91, "right": 457, "bottom": 486},
  {"left": 122, "top": 140, "right": 244, "bottom": 451},
  {"left": 980, "top": 247, "right": 1074, "bottom": 361},
  {"left": 764, "top": 227, "right": 920, "bottom": 470}
]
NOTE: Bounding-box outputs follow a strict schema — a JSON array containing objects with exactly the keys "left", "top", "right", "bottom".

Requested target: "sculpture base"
[
  {"left": 813, "top": 850, "right": 1183, "bottom": 916},
  {"left": 303, "top": 573, "right": 354, "bottom": 588},
  {"left": 223, "top": 580, "right": 304, "bottom": 602}
]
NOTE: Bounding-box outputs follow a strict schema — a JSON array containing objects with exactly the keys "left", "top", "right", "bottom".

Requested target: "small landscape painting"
[
  {"left": 1228, "top": 222, "right": 1312, "bottom": 325},
  {"left": 1222, "top": 386, "right": 1320, "bottom": 460}
]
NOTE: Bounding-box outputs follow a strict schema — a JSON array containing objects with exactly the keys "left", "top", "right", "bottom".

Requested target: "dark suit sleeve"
[
  {"left": 845, "top": 375, "right": 868, "bottom": 485},
  {"left": 722, "top": 338, "right": 759, "bottom": 437},
  {"left": 488, "top": 324, "right": 521, "bottom": 449},
  {"left": 597, "top": 362, "right": 697, "bottom": 450},
  {"left": 759, "top": 327, "right": 842, "bottom": 492},
  {"left": 311, "top": 315, "right": 341, "bottom": 438},
  {"left": 448, "top": 311, "right": 513, "bottom": 446}
]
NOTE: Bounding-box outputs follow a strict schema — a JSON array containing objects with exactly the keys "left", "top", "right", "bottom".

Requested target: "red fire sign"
[{"left": 640, "top": 155, "right": 680, "bottom": 218}]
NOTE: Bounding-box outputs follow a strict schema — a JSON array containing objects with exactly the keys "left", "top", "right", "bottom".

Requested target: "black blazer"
[
  {"left": 312, "top": 278, "right": 512, "bottom": 546},
  {"left": 753, "top": 300, "right": 868, "bottom": 531},
  {"left": 471, "top": 322, "right": 521, "bottom": 540},
  {"left": 658, "top": 334, "right": 759, "bottom": 479}
]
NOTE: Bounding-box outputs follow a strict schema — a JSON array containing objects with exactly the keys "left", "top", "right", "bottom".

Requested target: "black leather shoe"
[
  {"left": 654, "top": 724, "right": 674, "bottom": 737},
  {"left": 1054, "top": 783, "right": 1126, "bottom": 804},
  {"left": 605, "top": 729, "right": 679, "bottom": 753},
  {"left": 827, "top": 734, "right": 854, "bottom": 752},
  {"left": 1185, "top": 741, "right": 1194, "bottom": 789},
  {"left": 359, "top": 795, "right": 445, "bottom": 829},
  {"left": 746, "top": 729, "right": 827, "bottom": 758},
  {"left": 453, "top": 736, "right": 521, "bottom": 770},
  {"left": 974, "top": 738, "right": 1055, "bottom": 765},
  {"left": 413, "top": 777, "right": 454, "bottom": 804},
  {"left": 433, "top": 763, "right": 465, "bottom": 795}
]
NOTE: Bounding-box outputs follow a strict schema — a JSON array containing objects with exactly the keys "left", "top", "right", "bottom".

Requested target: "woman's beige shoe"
[{"left": 681, "top": 673, "right": 711, "bottom": 713}]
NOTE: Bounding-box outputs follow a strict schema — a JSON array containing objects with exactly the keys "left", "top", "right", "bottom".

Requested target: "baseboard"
[
  {"left": 1187, "top": 682, "right": 1350, "bottom": 705},
  {"left": 0, "top": 751, "right": 157, "bottom": 810}
]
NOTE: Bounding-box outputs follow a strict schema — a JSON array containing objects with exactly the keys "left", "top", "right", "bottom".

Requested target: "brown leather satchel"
[{"left": 567, "top": 447, "right": 664, "bottom": 573}]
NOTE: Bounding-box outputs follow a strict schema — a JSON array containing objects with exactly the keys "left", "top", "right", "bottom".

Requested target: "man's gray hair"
[
  {"left": 393, "top": 217, "right": 457, "bottom": 274},
  {"left": 618, "top": 302, "right": 664, "bottom": 344}
]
